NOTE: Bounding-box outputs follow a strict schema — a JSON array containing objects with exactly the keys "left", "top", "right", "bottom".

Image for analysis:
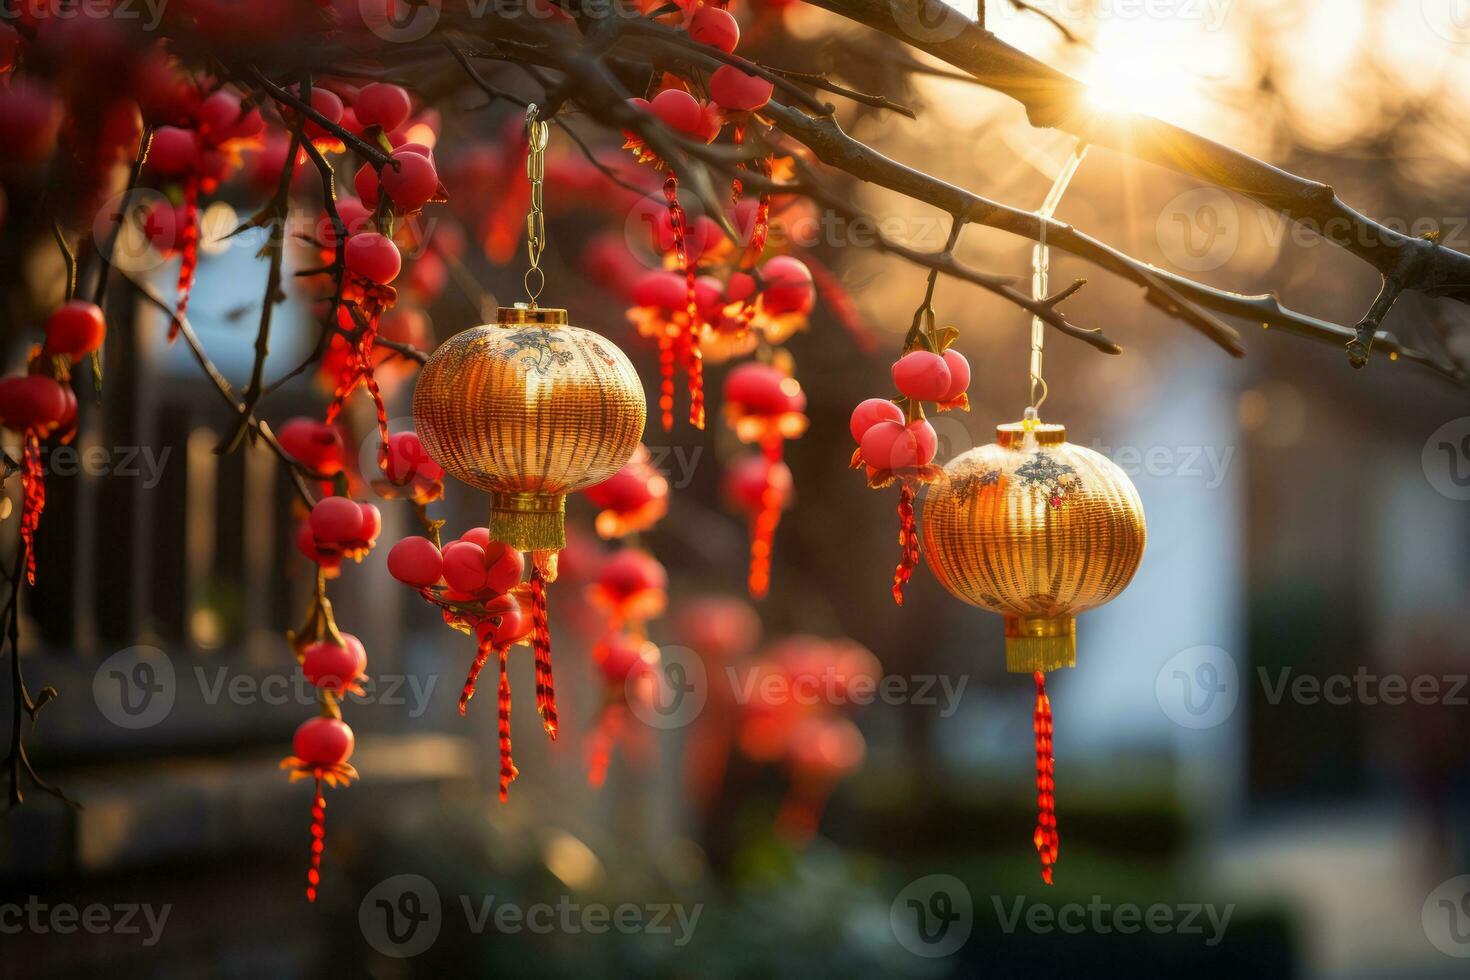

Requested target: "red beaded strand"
[{"left": 1032, "top": 671, "right": 1059, "bottom": 885}]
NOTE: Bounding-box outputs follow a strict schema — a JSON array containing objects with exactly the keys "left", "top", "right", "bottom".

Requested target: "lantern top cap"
[
  {"left": 996, "top": 421, "right": 1067, "bottom": 447},
  {"left": 497, "top": 304, "right": 568, "bottom": 326}
]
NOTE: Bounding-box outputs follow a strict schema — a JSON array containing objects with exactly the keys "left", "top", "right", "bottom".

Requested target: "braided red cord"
[
  {"left": 1033, "top": 671, "right": 1059, "bottom": 885},
  {"left": 171, "top": 175, "right": 199, "bottom": 339},
  {"left": 460, "top": 631, "right": 494, "bottom": 715},
  {"left": 663, "top": 171, "right": 705, "bottom": 429},
  {"left": 530, "top": 566, "right": 558, "bottom": 739},
  {"left": 20, "top": 431, "right": 43, "bottom": 585},
  {"left": 892, "top": 483, "right": 919, "bottom": 606},
  {"left": 305, "top": 778, "right": 326, "bottom": 902},
  {"left": 498, "top": 647, "right": 518, "bottom": 802}
]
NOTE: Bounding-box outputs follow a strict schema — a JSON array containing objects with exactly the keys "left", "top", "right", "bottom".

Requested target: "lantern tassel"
[
  {"left": 657, "top": 331, "right": 675, "bottom": 431},
  {"left": 460, "top": 632, "right": 494, "bottom": 715},
  {"left": 663, "top": 171, "right": 705, "bottom": 429},
  {"left": 748, "top": 435, "right": 784, "bottom": 599},
  {"left": 19, "top": 430, "right": 44, "bottom": 585},
  {"left": 498, "top": 647, "right": 518, "bottom": 802},
  {"left": 1032, "top": 670, "right": 1059, "bottom": 885},
  {"left": 170, "top": 174, "right": 199, "bottom": 340},
  {"left": 530, "top": 564, "right": 558, "bottom": 739},
  {"left": 892, "top": 482, "right": 918, "bottom": 606},
  {"left": 587, "top": 701, "right": 626, "bottom": 789},
  {"left": 305, "top": 777, "right": 326, "bottom": 902}
]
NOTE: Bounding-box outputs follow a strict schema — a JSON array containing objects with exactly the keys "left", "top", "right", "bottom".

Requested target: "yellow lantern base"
[
  {"left": 1004, "top": 614, "right": 1076, "bottom": 673},
  {"left": 490, "top": 491, "right": 566, "bottom": 552}
]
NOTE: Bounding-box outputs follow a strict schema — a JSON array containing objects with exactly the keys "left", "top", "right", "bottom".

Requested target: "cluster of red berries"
[
  {"left": 297, "top": 496, "right": 382, "bottom": 576},
  {"left": 850, "top": 348, "right": 971, "bottom": 475},
  {"left": 387, "top": 531, "right": 531, "bottom": 646}
]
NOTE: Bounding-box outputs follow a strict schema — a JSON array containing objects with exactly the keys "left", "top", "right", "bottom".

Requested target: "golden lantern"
[
  {"left": 413, "top": 304, "right": 647, "bottom": 554},
  {"left": 922, "top": 419, "right": 1145, "bottom": 673}
]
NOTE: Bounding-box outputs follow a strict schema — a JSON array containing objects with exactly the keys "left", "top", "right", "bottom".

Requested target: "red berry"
[
  {"left": 296, "top": 521, "right": 342, "bottom": 571},
  {"left": 632, "top": 270, "right": 689, "bottom": 310},
  {"left": 382, "top": 430, "right": 443, "bottom": 484},
  {"left": 597, "top": 634, "right": 655, "bottom": 685},
  {"left": 354, "top": 83, "right": 412, "bottom": 132},
  {"left": 939, "top": 349, "right": 971, "bottom": 402},
  {"left": 891, "top": 350, "right": 952, "bottom": 402},
  {"left": 196, "top": 90, "right": 260, "bottom": 146},
  {"left": 147, "top": 125, "right": 200, "bottom": 178},
  {"left": 584, "top": 466, "right": 658, "bottom": 513},
  {"left": 0, "top": 375, "right": 70, "bottom": 433},
  {"left": 292, "top": 717, "right": 354, "bottom": 767},
  {"left": 381, "top": 148, "right": 439, "bottom": 213},
  {"left": 688, "top": 6, "right": 740, "bottom": 52},
  {"left": 849, "top": 397, "right": 905, "bottom": 442},
  {"left": 458, "top": 526, "right": 492, "bottom": 549},
  {"left": 44, "top": 301, "right": 107, "bottom": 359},
  {"left": 474, "top": 594, "right": 527, "bottom": 648},
  {"left": 353, "top": 161, "right": 379, "bottom": 207},
  {"left": 387, "top": 536, "right": 443, "bottom": 587},
  {"left": 724, "top": 362, "right": 804, "bottom": 417},
  {"left": 303, "top": 88, "right": 344, "bottom": 141},
  {"left": 357, "top": 503, "right": 382, "bottom": 548},
  {"left": 482, "top": 541, "right": 525, "bottom": 594},
  {"left": 441, "top": 541, "right": 489, "bottom": 594},
  {"left": 345, "top": 232, "right": 401, "bottom": 284},
  {"left": 0, "top": 79, "right": 61, "bottom": 168},
  {"left": 277, "top": 418, "right": 346, "bottom": 474},
  {"left": 310, "top": 496, "right": 365, "bottom": 545},
  {"left": 709, "top": 65, "right": 773, "bottom": 112},
  {"left": 757, "top": 256, "right": 814, "bottom": 316},
  {"left": 860, "top": 419, "right": 937, "bottom": 471},
  {"left": 302, "top": 635, "right": 367, "bottom": 692},
  {"left": 723, "top": 455, "right": 792, "bottom": 514},
  {"left": 650, "top": 89, "right": 712, "bottom": 140},
  {"left": 319, "top": 196, "right": 372, "bottom": 251},
  {"left": 597, "top": 548, "right": 667, "bottom": 600}
]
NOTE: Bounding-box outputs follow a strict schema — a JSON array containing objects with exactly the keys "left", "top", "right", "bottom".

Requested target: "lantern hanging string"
[
  {"left": 523, "top": 104, "right": 551, "bottom": 309},
  {"left": 1028, "top": 142, "right": 1090, "bottom": 416}
]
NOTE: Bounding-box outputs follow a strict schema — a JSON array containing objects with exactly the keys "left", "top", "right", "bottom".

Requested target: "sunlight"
[{"left": 1079, "top": 22, "right": 1212, "bottom": 125}]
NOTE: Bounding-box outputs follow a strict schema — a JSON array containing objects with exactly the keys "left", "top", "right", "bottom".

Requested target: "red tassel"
[
  {"left": 460, "top": 632, "right": 494, "bottom": 715},
  {"left": 748, "top": 435, "right": 784, "bottom": 599},
  {"left": 171, "top": 175, "right": 199, "bottom": 340},
  {"left": 1032, "top": 671, "right": 1059, "bottom": 885},
  {"left": 587, "top": 702, "right": 626, "bottom": 789},
  {"left": 325, "top": 305, "right": 386, "bottom": 442},
  {"left": 657, "top": 331, "right": 675, "bottom": 431},
  {"left": 662, "top": 172, "right": 705, "bottom": 429},
  {"left": 497, "top": 647, "right": 518, "bottom": 802},
  {"left": 305, "top": 777, "right": 326, "bottom": 902},
  {"left": 892, "top": 483, "right": 918, "bottom": 606},
  {"left": 19, "top": 431, "right": 44, "bottom": 586},
  {"left": 530, "top": 565, "right": 558, "bottom": 739}
]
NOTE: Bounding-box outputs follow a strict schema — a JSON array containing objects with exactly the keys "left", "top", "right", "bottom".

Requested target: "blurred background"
[{"left": 3, "top": 0, "right": 1470, "bottom": 977}]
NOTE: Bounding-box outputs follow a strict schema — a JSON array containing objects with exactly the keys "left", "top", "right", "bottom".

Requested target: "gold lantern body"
[
  {"left": 413, "top": 305, "right": 647, "bottom": 552},
  {"left": 921, "top": 420, "right": 1145, "bottom": 673}
]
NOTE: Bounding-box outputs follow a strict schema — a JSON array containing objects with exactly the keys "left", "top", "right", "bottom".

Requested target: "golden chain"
[{"left": 523, "top": 104, "right": 551, "bottom": 308}]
